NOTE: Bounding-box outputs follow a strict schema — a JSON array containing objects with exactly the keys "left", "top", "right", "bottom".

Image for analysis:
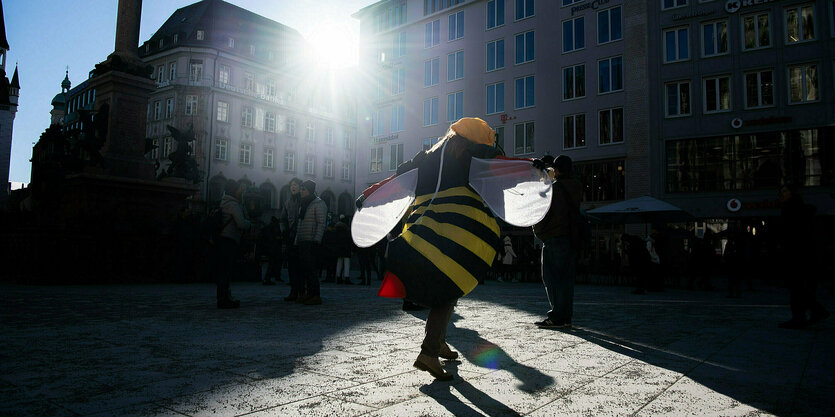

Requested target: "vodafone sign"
[
  {"left": 726, "top": 0, "right": 775, "bottom": 14},
  {"left": 727, "top": 198, "right": 742, "bottom": 212}
]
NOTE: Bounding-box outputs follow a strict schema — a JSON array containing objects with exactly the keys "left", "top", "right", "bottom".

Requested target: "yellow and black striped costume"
[{"left": 386, "top": 135, "right": 502, "bottom": 307}]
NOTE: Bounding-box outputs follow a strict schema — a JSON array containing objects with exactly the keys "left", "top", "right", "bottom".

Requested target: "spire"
[
  {"left": 61, "top": 67, "right": 70, "bottom": 92},
  {"left": 0, "top": 0, "right": 9, "bottom": 51},
  {"left": 10, "top": 63, "right": 18, "bottom": 90}
]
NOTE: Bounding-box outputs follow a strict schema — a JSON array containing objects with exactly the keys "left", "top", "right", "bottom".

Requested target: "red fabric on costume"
[{"left": 378, "top": 272, "right": 406, "bottom": 298}]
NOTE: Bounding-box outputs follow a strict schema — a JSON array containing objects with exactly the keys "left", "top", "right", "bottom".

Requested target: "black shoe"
[
  {"left": 779, "top": 319, "right": 808, "bottom": 329},
  {"left": 343, "top": 279, "right": 353, "bottom": 285},
  {"left": 809, "top": 310, "right": 830, "bottom": 325},
  {"left": 217, "top": 299, "right": 240, "bottom": 309},
  {"left": 535, "top": 318, "right": 571, "bottom": 328}
]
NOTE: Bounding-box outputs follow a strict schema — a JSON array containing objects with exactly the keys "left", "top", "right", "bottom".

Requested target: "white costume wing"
[
  {"left": 351, "top": 168, "right": 418, "bottom": 248},
  {"left": 469, "top": 158, "right": 552, "bottom": 227}
]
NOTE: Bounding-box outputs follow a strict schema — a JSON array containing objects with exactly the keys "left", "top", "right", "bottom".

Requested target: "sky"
[{"left": 3, "top": 0, "right": 378, "bottom": 185}]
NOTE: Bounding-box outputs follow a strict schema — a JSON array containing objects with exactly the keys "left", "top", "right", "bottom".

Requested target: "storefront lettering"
[
  {"left": 725, "top": 0, "right": 775, "bottom": 14},
  {"left": 743, "top": 199, "right": 780, "bottom": 210},
  {"left": 570, "top": 0, "right": 613, "bottom": 16},
  {"left": 745, "top": 116, "right": 792, "bottom": 126},
  {"left": 371, "top": 134, "right": 398, "bottom": 145},
  {"left": 672, "top": 9, "right": 716, "bottom": 21}
]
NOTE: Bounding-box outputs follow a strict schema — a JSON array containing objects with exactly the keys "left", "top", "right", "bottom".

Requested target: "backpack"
[
  {"left": 557, "top": 181, "right": 592, "bottom": 257},
  {"left": 202, "top": 207, "right": 232, "bottom": 243}
]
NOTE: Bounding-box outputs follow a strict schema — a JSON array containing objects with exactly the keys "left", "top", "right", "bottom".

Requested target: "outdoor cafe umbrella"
[{"left": 586, "top": 196, "right": 694, "bottom": 225}]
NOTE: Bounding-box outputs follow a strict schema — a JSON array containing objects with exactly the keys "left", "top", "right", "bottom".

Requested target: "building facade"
[
  {"left": 139, "top": 0, "right": 358, "bottom": 218},
  {"left": 352, "top": 0, "right": 637, "bottom": 209},
  {"left": 0, "top": 0, "right": 19, "bottom": 208},
  {"left": 652, "top": 0, "right": 835, "bottom": 218}
]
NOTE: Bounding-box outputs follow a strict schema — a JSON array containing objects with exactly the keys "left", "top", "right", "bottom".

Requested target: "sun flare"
[{"left": 307, "top": 22, "right": 358, "bottom": 69}]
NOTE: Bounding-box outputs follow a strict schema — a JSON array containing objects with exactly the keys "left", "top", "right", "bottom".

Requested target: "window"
[
  {"left": 342, "top": 162, "right": 351, "bottom": 180},
  {"left": 150, "top": 138, "right": 159, "bottom": 160},
  {"left": 576, "top": 159, "right": 625, "bottom": 201},
  {"left": 239, "top": 143, "right": 252, "bottom": 166},
  {"left": 216, "top": 101, "right": 228, "bottom": 122},
  {"left": 394, "top": 32, "right": 407, "bottom": 57},
  {"left": 196, "top": 30, "right": 205, "bottom": 40},
  {"left": 599, "top": 108, "right": 623, "bottom": 145},
  {"left": 785, "top": 5, "right": 815, "bottom": 43},
  {"left": 265, "top": 112, "right": 276, "bottom": 133},
  {"left": 370, "top": 147, "right": 383, "bottom": 173},
  {"left": 515, "top": 75, "right": 535, "bottom": 109},
  {"left": 185, "top": 95, "right": 198, "bottom": 116},
  {"left": 704, "top": 75, "right": 731, "bottom": 113},
  {"left": 486, "top": 82, "right": 505, "bottom": 114},
  {"left": 163, "top": 137, "right": 172, "bottom": 157},
  {"left": 514, "top": 121, "right": 535, "bottom": 155},
  {"left": 305, "top": 122, "right": 315, "bottom": 141},
  {"left": 390, "top": 143, "right": 404, "bottom": 170},
  {"left": 447, "top": 91, "right": 464, "bottom": 122},
  {"left": 744, "top": 69, "right": 774, "bottom": 108},
  {"left": 218, "top": 65, "right": 230, "bottom": 85},
  {"left": 515, "top": 0, "right": 534, "bottom": 20},
  {"left": 423, "top": 97, "right": 439, "bottom": 126},
  {"left": 159, "top": 39, "right": 164, "bottom": 49},
  {"left": 515, "top": 31, "right": 535, "bottom": 64},
  {"left": 173, "top": 34, "right": 178, "bottom": 43},
  {"left": 664, "top": 27, "right": 689, "bottom": 62},
  {"left": 343, "top": 130, "right": 353, "bottom": 149},
  {"left": 249, "top": 44, "right": 255, "bottom": 55},
  {"left": 284, "top": 152, "right": 295, "bottom": 172},
  {"left": 662, "top": 0, "right": 687, "bottom": 10},
  {"left": 423, "top": 137, "right": 439, "bottom": 151},
  {"left": 325, "top": 127, "right": 334, "bottom": 145},
  {"left": 702, "top": 20, "right": 729, "bottom": 57},
  {"left": 495, "top": 126, "right": 504, "bottom": 149},
  {"left": 563, "top": 0, "right": 582, "bottom": 5},
  {"left": 157, "top": 65, "right": 165, "bottom": 82},
  {"left": 788, "top": 63, "right": 819, "bottom": 103},
  {"left": 215, "top": 138, "right": 227, "bottom": 160},
  {"left": 486, "top": 39, "right": 505, "bottom": 71},
  {"left": 598, "top": 56, "right": 623, "bottom": 93},
  {"left": 372, "top": 109, "right": 385, "bottom": 136},
  {"left": 447, "top": 50, "right": 464, "bottom": 81},
  {"left": 267, "top": 79, "right": 277, "bottom": 96},
  {"left": 244, "top": 72, "right": 254, "bottom": 91},
  {"left": 392, "top": 67, "right": 405, "bottom": 95},
  {"left": 425, "top": 19, "right": 441, "bottom": 48},
  {"left": 153, "top": 101, "right": 162, "bottom": 120},
  {"left": 563, "top": 64, "right": 585, "bottom": 100},
  {"left": 424, "top": 58, "right": 440, "bottom": 86},
  {"left": 165, "top": 98, "right": 174, "bottom": 119},
  {"left": 324, "top": 159, "right": 334, "bottom": 178},
  {"left": 305, "top": 155, "right": 315, "bottom": 175},
  {"left": 598, "top": 6, "right": 622, "bottom": 44},
  {"left": 263, "top": 147, "right": 274, "bottom": 169},
  {"left": 189, "top": 61, "right": 202, "bottom": 82},
  {"left": 742, "top": 12, "right": 771, "bottom": 50},
  {"left": 665, "top": 81, "right": 691, "bottom": 117},
  {"left": 487, "top": 0, "right": 505, "bottom": 29},
  {"left": 228, "top": 37, "right": 235, "bottom": 48},
  {"left": 287, "top": 118, "right": 296, "bottom": 137},
  {"left": 169, "top": 62, "right": 177, "bottom": 81},
  {"left": 563, "top": 114, "right": 586, "bottom": 149},
  {"left": 241, "top": 106, "right": 253, "bottom": 128},
  {"left": 392, "top": 104, "right": 405, "bottom": 132},
  {"left": 563, "top": 17, "right": 584, "bottom": 53},
  {"left": 449, "top": 11, "right": 464, "bottom": 41}
]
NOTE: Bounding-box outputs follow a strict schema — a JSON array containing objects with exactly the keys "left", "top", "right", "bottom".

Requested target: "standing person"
[
  {"left": 778, "top": 183, "right": 829, "bottom": 329},
  {"left": 500, "top": 235, "right": 517, "bottom": 282},
  {"left": 295, "top": 180, "right": 327, "bottom": 305},
  {"left": 280, "top": 178, "right": 302, "bottom": 301},
  {"left": 532, "top": 155, "right": 582, "bottom": 328},
  {"left": 258, "top": 216, "right": 283, "bottom": 285},
  {"left": 216, "top": 179, "right": 251, "bottom": 309},
  {"left": 357, "top": 244, "right": 378, "bottom": 285},
  {"left": 333, "top": 214, "right": 354, "bottom": 285}
]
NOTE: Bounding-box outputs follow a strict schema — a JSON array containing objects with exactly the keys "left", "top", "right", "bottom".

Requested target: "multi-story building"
[
  {"left": 139, "top": 0, "right": 358, "bottom": 218},
  {"left": 352, "top": 0, "right": 636, "bottom": 207},
  {"left": 652, "top": 0, "right": 834, "bottom": 219},
  {"left": 0, "top": 0, "right": 19, "bottom": 208}
]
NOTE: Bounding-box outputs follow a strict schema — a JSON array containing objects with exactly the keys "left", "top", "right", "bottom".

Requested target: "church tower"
[
  {"left": 50, "top": 70, "right": 71, "bottom": 125},
  {"left": 0, "top": 0, "right": 20, "bottom": 207}
]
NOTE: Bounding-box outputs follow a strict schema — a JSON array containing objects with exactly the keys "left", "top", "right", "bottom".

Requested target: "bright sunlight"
[{"left": 306, "top": 21, "right": 359, "bottom": 69}]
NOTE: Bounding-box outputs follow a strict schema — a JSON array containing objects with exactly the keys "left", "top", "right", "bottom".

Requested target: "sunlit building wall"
[{"left": 140, "top": 0, "right": 358, "bottom": 217}]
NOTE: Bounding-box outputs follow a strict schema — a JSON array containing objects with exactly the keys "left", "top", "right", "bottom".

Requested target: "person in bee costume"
[{"left": 353, "top": 117, "right": 553, "bottom": 381}]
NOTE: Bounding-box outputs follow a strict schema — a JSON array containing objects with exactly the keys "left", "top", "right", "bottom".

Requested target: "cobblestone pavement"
[{"left": 1, "top": 278, "right": 832, "bottom": 416}]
